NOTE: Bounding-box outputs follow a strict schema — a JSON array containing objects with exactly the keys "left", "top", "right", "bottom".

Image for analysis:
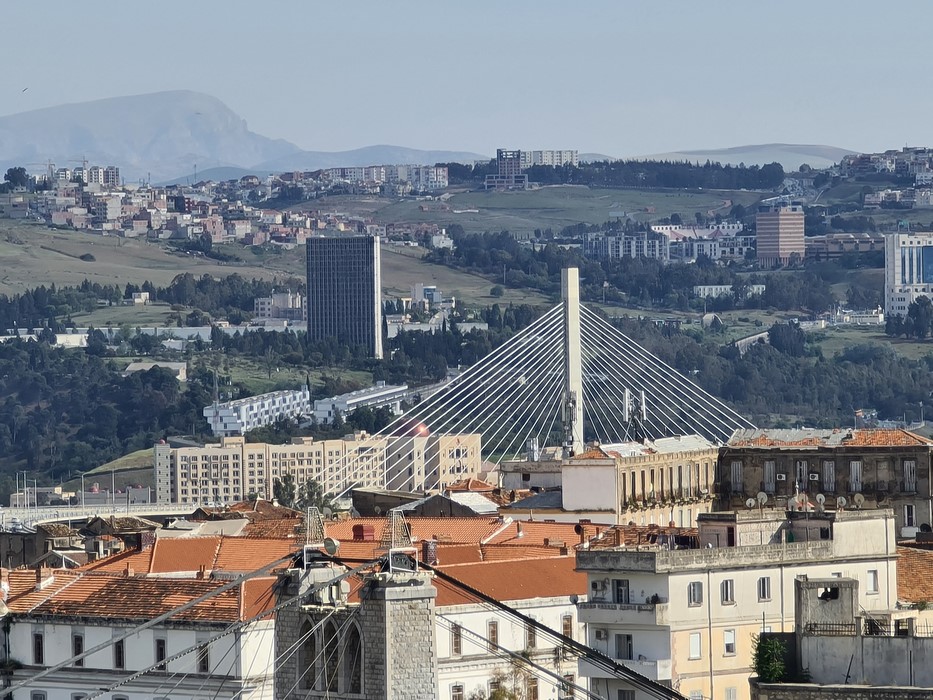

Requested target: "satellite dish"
[
  {"left": 836, "top": 496, "right": 847, "bottom": 509},
  {"left": 745, "top": 498, "right": 756, "bottom": 509},
  {"left": 816, "top": 493, "right": 826, "bottom": 505},
  {"left": 756, "top": 492, "right": 768, "bottom": 505},
  {"left": 374, "top": 505, "right": 382, "bottom": 516},
  {"left": 323, "top": 537, "right": 340, "bottom": 556},
  {"left": 853, "top": 493, "right": 865, "bottom": 509}
]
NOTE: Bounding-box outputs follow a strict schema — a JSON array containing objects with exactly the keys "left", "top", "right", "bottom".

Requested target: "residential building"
[
  {"left": 805, "top": 231, "right": 885, "bottom": 261},
  {"left": 520, "top": 150, "right": 580, "bottom": 168},
  {"left": 1, "top": 567, "right": 277, "bottom": 700},
  {"left": 756, "top": 202, "right": 805, "bottom": 267},
  {"left": 586, "top": 231, "right": 671, "bottom": 262},
  {"left": 501, "top": 436, "right": 720, "bottom": 527},
  {"left": 485, "top": 149, "right": 529, "bottom": 190},
  {"left": 306, "top": 234, "right": 383, "bottom": 358},
  {"left": 123, "top": 360, "right": 187, "bottom": 381},
  {"left": 153, "top": 431, "right": 483, "bottom": 504},
  {"left": 311, "top": 381, "right": 408, "bottom": 425},
  {"left": 884, "top": 230, "right": 933, "bottom": 316},
  {"left": 253, "top": 291, "right": 306, "bottom": 321},
  {"left": 693, "top": 284, "right": 766, "bottom": 299},
  {"left": 750, "top": 576, "right": 932, "bottom": 700},
  {"left": 719, "top": 428, "right": 933, "bottom": 533},
  {"left": 575, "top": 508, "right": 899, "bottom": 700},
  {"left": 203, "top": 387, "right": 312, "bottom": 436}
]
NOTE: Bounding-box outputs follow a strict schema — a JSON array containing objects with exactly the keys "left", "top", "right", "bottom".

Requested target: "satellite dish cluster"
[{"left": 744, "top": 490, "right": 866, "bottom": 512}]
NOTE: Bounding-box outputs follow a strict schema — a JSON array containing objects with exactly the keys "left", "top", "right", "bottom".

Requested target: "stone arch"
[
  {"left": 299, "top": 619, "right": 318, "bottom": 691},
  {"left": 344, "top": 620, "right": 364, "bottom": 694},
  {"left": 323, "top": 619, "right": 340, "bottom": 693}
]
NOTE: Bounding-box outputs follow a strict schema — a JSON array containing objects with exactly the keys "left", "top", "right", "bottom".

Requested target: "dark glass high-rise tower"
[{"left": 306, "top": 235, "right": 383, "bottom": 358}]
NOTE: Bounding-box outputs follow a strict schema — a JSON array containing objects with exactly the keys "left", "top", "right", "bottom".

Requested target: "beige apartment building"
[
  {"left": 756, "top": 202, "right": 805, "bottom": 267},
  {"left": 153, "top": 432, "right": 481, "bottom": 504},
  {"left": 575, "top": 508, "right": 899, "bottom": 700}
]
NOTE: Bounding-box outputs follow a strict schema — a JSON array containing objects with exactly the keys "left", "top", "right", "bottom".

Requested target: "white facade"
[
  {"left": 519, "top": 150, "right": 580, "bottom": 169},
  {"left": 5, "top": 617, "right": 275, "bottom": 700},
  {"left": 693, "top": 284, "right": 766, "bottom": 299},
  {"left": 312, "top": 382, "right": 408, "bottom": 425},
  {"left": 203, "top": 387, "right": 311, "bottom": 436},
  {"left": 575, "top": 509, "right": 899, "bottom": 700},
  {"left": 884, "top": 231, "right": 933, "bottom": 316}
]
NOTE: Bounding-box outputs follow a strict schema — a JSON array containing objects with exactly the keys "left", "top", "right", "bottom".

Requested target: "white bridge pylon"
[{"left": 334, "top": 267, "right": 754, "bottom": 495}]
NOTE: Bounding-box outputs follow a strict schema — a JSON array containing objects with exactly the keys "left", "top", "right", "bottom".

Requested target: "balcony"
[
  {"left": 579, "top": 656, "right": 672, "bottom": 682},
  {"left": 576, "top": 600, "right": 668, "bottom": 627}
]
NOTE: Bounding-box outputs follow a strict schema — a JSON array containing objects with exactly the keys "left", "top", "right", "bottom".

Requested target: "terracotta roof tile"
[
  {"left": 446, "top": 478, "right": 496, "bottom": 493},
  {"left": 242, "top": 518, "right": 302, "bottom": 538},
  {"left": 898, "top": 544, "right": 933, "bottom": 603},
  {"left": 150, "top": 537, "right": 222, "bottom": 574},
  {"left": 214, "top": 538, "right": 298, "bottom": 573},
  {"left": 327, "top": 517, "right": 502, "bottom": 544},
  {"left": 478, "top": 544, "right": 566, "bottom": 561},
  {"left": 79, "top": 546, "right": 154, "bottom": 573},
  {"left": 433, "top": 556, "right": 586, "bottom": 606},
  {"left": 729, "top": 428, "right": 932, "bottom": 449}
]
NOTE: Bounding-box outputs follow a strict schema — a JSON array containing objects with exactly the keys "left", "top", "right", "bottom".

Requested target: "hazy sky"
[{"left": 3, "top": 1, "right": 931, "bottom": 157}]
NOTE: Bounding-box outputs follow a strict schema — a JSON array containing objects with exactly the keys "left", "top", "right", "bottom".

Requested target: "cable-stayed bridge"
[{"left": 336, "top": 268, "right": 754, "bottom": 496}]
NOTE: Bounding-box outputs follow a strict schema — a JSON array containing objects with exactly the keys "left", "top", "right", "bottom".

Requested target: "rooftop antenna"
[{"left": 380, "top": 509, "right": 418, "bottom": 573}]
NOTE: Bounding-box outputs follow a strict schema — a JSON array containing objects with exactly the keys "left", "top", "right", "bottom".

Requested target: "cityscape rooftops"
[{"left": 727, "top": 427, "right": 932, "bottom": 449}]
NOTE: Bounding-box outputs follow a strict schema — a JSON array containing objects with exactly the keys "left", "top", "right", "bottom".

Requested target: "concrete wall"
[
  {"left": 563, "top": 461, "right": 618, "bottom": 513},
  {"left": 800, "top": 634, "right": 933, "bottom": 687},
  {"left": 752, "top": 681, "right": 933, "bottom": 700}
]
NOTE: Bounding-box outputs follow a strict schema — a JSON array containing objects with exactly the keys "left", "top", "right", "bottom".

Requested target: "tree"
[
  {"left": 908, "top": 296, "right": 933, "bottom": 339},
  {"left": 752, "top": 634, "right": 787, "bottom": 683},
  {"left": 273, "top": 473, "right": 297, "bottom": 508},
  {"left": 490, "top": 285, "right": 505, "bottom": 298},
  {"left": 296, "top": 478, "right": 334, "bottom": 512},
  {"left": 3, "top": 167, "right": 29, "bottom": 189}
]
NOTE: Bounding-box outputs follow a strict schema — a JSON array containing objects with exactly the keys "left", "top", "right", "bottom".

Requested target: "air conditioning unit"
[
  {"left": 595, "top": 629, "right": 608, "bottom": 641},
  {"left": 809, "top": 473, "right": 820, "bottom": 481},
  {"left": 776, "top": 474, "right": 787, "bottom": 481}
]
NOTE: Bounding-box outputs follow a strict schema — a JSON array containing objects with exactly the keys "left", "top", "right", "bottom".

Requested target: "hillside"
[{"left": 635, "top": 143, "right": 857, "bottom": 170}]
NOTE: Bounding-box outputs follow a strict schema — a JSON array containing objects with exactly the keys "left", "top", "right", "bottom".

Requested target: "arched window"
[
  {"left": 300, "top": 620, "right": 318, "bottom": 691},
  {"left": 323, "top": 621, "right": 340, "bottom": 693},
  {"left": 344, "top": 621, "right": 363, "bottom": 694}
]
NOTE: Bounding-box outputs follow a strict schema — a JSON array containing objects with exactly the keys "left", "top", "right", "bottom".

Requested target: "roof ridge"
[
  {"left": 441, "top": 554, "right": 574, "bottom": 568},
  {"left": 24, "top": 570, "right": 84, "bottom": 614}
]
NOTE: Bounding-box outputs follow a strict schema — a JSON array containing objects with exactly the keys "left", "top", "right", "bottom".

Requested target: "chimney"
[
  {"left": 422, "top": 539, "right": 439, "bottom": 566},
  {"left": 197, "top": 564, "right": 207, "bottom": 580},
  {"left": 516, "top": 523, "right": 524, "bottom": 538},
  {"left": 34, "top": 567, "right": 54, "bottom": 591},
  {"left": 124, "top": 565, "right": 134, "bottom": 578}
]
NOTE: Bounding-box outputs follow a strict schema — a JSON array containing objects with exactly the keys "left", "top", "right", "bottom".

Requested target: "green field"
[{"left": 313, "top": 187, "right": 763, "bottom": 237}]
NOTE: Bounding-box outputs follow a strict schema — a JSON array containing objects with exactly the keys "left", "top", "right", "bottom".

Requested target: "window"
[
  {"left": 730, "top": 460, "right": 742, "bottom": 487},
  {"left": 758, "top": 576, "right": 772, "bottom": 602},
  {"left": 72, "top": 634, "right": 84, "bottom": 667},
  {"left": 906, "top": 504, "right": 917, "bottom": 528},
  {"left": 33, "top": 632, "right": 44, "bottom": 665},
  {"left": 850, "top": 460, "right": 863, "bottom": 491},
  {"left": 487, "top": 620, "right": 499, "bottom": 651},
  {"left": 451, "top": 684, "right": 464, "bottom": 700},
  {"left": 155, "top": 637, "right": 167, "bottom": 671},
  {"left": 451, "top": 624, "right": 462, "bottom": 656},
  {"left": 526, "top": 677, "right": 539, "bottom": 700},
  {"left": 763, "top": 460, "right": 776, "bottom": 493},
  {"left": 904, "top": 460, "right": 918, "bottom": 492},
  {"left": 562, "top": 614, "right": 574, "bottom": 640},
  {"left": 822, "top": 460, "right": 836, "bottom": 492},
  {"left": 867, "top": 569, "right": 879, "bottom": 594},
  {"left": 613, "top": 579, "right": 630, "bottom": 604},
  {"left": 525, "top": 622, "right": 536, "bottom": 650},
  {"left": 614, "top": 633, "right": 633, "bottom": 660},
  {"left": 724, "top": 629, "right": 736, "bottom": 655},
  {"left": 560, "top": 674, "right": 576, "bottom": 699},
  {"left": 489, "top": 680, "right": 501, "bottom": 694},
  {"left": 618, "top": 692, "right": 636, "bottom": 700},
  {"left": 721, "top": 579, "right": 735, "bottom": 604},
  {"left": 688, "top": 581, "right": 703, "bottom": 607},
  {"left": 114, "top": 639, "right": 125, "bottom": 669},
  {"left": 688, "top": 632, "right": 701, "bottom": 660},
  {"left": 30, "top": 693, "right": 47, "bottom": 700},
  {"left": 726, "top": 687, "right": 738, "bottom": 700},
  {"left": 689, "top": 692, "right": 703, "bottom": 700},
  {"left": 197, "top": 644, "right": 210, "bottom": 673},
  {"left": 795, "top": 460, "right": 808, "bottom": 488}
]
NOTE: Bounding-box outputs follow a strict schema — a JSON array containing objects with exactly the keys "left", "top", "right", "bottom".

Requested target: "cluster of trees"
[
  {"left": 886, "top": 297, "right": 933, "bottom": 339},
  {"left": 613, "top": 316, "right": 933, "bottom": 427},
  {"left": 439, "top": 159, "right": 786, "bottom": 191},
  {"left": 271, "top": 473, "right": 334, "bottom": 512}
]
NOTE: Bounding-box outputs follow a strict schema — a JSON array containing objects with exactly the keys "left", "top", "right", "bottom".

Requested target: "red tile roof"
[
  {"left": 150, "top": 537, "right": 222, "bottom": 574},
  {"left": 898, "top": 544, "right": 933, "bottom": 603},
  {"left": 446, "top": 478, "right": 496, "bottom": 493},
  {"left": 327, "top": 517, "right": 502, "bottom": 544},
  {"left": 433, "top": 556, "right": 586, "bottom": 606}
]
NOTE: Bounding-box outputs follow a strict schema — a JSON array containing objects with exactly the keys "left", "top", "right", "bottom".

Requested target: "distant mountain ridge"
[
  {"left": 0, "top": 91, "right": 488, "bottom": 182},
  {"left": 635, "top": 143, "right": 856, "bottom": 170}
]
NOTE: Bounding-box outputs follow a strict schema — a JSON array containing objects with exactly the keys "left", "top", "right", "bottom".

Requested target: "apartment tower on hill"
[{"left": 756, "top": 202, "right": 805, "bottom": 268}]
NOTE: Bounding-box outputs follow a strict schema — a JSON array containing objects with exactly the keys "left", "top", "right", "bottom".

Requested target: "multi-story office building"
[
  {"left": 883, "top": 230, "right": 933, "bottom": 316},
  {"left": 306, "top": 234, "right": 382, "bottom": 358},
  {"left": 253, "top": 291, "right": 305, "bottom": 321},
  {"left": 585, "top": 231, "right": 671, "bottom": 262},
  {"left": 575, "top": 508, "right": 899, "bottom": 700},
  {"left": 312, "top": 381, "right": 408, "bottom": 424},
  {"left": 519, "top": 150, "right": 580, "bottom": 168},
  {"left": 484, "top": 149, "right": 528, "bottom": 190},
  {"left": 756, "top": 202, "right": 805, "bottom": 267},
  {"left": 153, "top": 431, "right": 482, "bottom": 504},
  {"left": 719, "top": 427, "right": 933, "bottom": 534}
]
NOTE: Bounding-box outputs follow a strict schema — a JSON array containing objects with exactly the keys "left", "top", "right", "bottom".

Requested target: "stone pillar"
[
  {"left": 562, "top": 267, "right": 584, "bottom": 456},
  {"left": 360, "top": 571, "right": 437, "bottom": 700}
]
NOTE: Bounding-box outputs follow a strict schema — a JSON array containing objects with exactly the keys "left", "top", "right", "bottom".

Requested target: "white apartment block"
[
  {"left": 575, "top": 508, "right": 898, "bottom": 700},
  {"left": 253, "top": 291, "right": 305, "bottom": 321},
  {"left": 153, "top": 432, "right": 482, "bottom": 504},
  {"left": 693, "top": 284, "right": 766, "bottom": 299},
  {"left": 884, "top": 231, "right": 933, "bottom": 316},
  {"left": 587, "top": 232, "right": 671, "bottom": 262},
  {"left": 519, "top": 150, "right": 580, "bottom": 169},
  {"left": 312, "top": 382, "right": 408, "bottom": 424},
  {"left": 203, "top": 387, "right": 311, "bottom": 436}
]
